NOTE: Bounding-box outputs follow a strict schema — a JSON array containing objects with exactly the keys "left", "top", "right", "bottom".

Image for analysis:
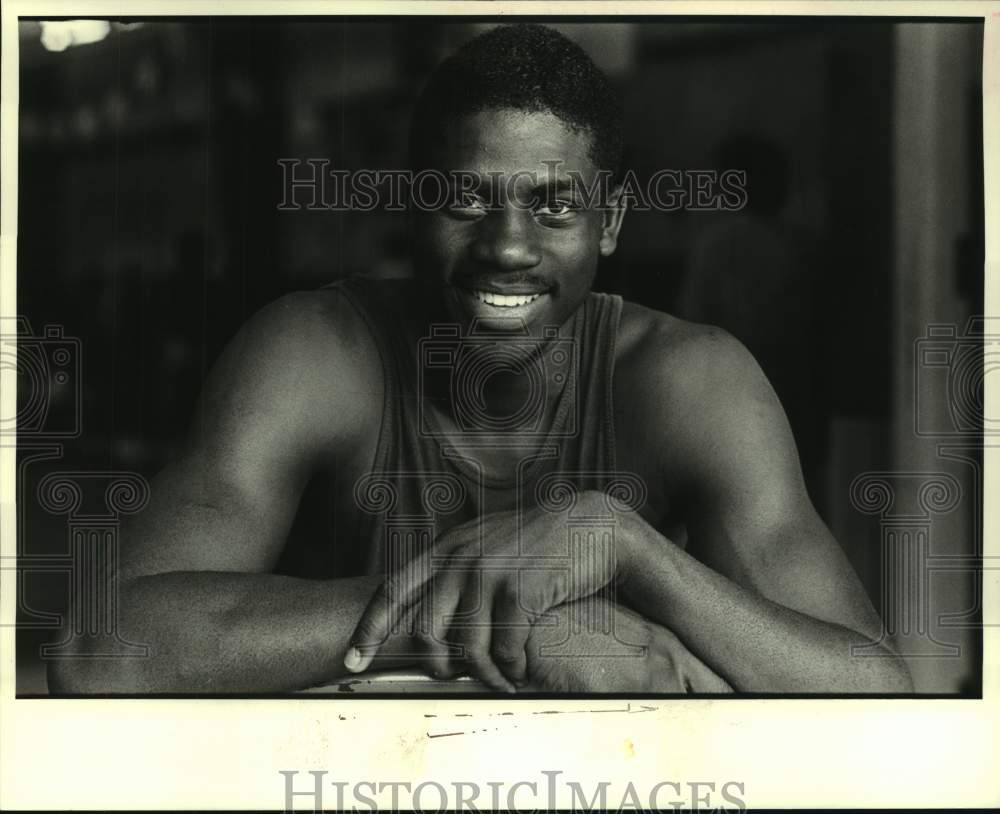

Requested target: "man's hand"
[
  {"left": 344, "top": 492, "right": 642, "bottom": 691},
  {"left": 522, "top": 596, "right": 732, "bottom": 693}
]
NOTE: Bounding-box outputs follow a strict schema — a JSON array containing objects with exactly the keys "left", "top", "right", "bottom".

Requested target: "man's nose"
[{"left": 470, "top": 208, "right": 542, "bottom": 271}]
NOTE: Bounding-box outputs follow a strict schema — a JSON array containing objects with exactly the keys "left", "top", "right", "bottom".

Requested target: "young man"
[{"left": 49, "top": 24, "right": 911, "bottom": 694}]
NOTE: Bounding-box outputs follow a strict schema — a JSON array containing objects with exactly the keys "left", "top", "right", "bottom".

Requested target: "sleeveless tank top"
[{"left": 332, "top": 277, "right": 624, "bottom": 577}]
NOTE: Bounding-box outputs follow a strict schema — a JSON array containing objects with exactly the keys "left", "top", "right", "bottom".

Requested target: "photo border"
[{"left": 1, "top": 1, "right": 997, "bottom": 809}]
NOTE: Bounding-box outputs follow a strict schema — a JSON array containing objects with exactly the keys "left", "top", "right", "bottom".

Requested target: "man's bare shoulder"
[
  {"left": 616, "top": 299, "right": 757, "bottom": 399},
  {"left": 614, "top": 299, "right": 795, "bottom": 497},
  {"left": 242, "top": 285, "right": 377, "bottom": 356},
  {"left": 219, "top": 286, "right": 380, "bottom": 392},
  {"left": 197, "top": 284, "right": 384, "bottom": 459}
]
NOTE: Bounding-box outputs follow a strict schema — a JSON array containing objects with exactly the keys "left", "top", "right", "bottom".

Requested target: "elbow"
[
  {"left": 857, "top": 644, "right": 913, "bottom": 694},
  {"left": 46, "top": 656, "right": 96, "bottom": 695},
  {"left": 45, "top": 633, "right": 96, "bottom": 694},
  {"left": 45, "top": 587, "right": 151, "bottom": 694},
  {"left": 884, "top": 651, "right": 915, "bottom": 693},
  {"left": 46, "top": 641, "right": 147, "bottom": 695}
]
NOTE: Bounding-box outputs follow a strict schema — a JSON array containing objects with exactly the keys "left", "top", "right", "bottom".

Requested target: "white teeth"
[{"left": 471, "top": 290, "right": 542, "bottom": 307}]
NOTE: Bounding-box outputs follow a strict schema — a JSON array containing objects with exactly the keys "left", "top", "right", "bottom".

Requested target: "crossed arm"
[
  {"left": 343, "top": 490, "right": 911, "bottom": 694},
  {"left": 635, "top": 327, "right": 911, "bottom": 692},
  {"left": 46, "top": 294, "right": 688, "bottom": 694},
  {"left": 47, "top": 295, "right": 911, "bottom": 694},
  {"left": 345, "top": 326, "right": 912, "bottom": 694}
]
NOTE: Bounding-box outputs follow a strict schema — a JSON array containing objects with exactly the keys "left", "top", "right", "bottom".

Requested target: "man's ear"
[{"left": 599, "top": 184, "right": 627, "bottom": 257}]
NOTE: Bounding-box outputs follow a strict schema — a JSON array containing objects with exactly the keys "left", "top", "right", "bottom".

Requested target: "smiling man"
[{"left": 49, "top": 24, "right": 911, "bottom": 695}]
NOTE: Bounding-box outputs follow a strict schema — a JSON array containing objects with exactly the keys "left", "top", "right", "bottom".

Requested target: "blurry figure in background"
[{"left": 677, "top": 134, "right": 827, "bottom": 497}]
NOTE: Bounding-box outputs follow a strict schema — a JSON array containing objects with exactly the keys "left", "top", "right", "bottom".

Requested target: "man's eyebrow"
[
  {"left": 441, "top": 174, "right": 591, "bottom": 202},
  {"left": 528, "top": 178, "right": 584, "bottom": 198},
  {"left": 445, "top": 173, "right": 490, "bottom": 193}
]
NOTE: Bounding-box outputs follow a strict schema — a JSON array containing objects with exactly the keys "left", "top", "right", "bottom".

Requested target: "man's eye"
[
  {"left": 447, "top": 194, "right": 487, "bottom": 217},
  {"left": 535, "top": 201, "right": 579, "bottom": 218}
]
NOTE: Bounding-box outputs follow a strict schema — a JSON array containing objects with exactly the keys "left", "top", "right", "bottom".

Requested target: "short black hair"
[{"left": 410, "top": 24, "right": 624, "bottom": 182}]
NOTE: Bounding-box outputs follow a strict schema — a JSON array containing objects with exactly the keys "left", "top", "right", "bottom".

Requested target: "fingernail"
[{"left": 344, "top": 646, "right": 363, "bottom": 671}]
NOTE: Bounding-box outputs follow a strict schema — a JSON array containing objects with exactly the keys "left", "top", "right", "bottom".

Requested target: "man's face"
[{"left": 411, "top": 108, "right": 624, "bottom": 336}]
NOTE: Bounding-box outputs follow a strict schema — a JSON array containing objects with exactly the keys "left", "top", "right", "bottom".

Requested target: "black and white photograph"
[{"left": 1, "top": 4, "right": 997, "bottom": 811}]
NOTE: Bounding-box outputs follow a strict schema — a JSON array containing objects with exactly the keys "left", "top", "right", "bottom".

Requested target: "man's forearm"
[
  {"left": 47, "top": 572, "right": 419, "bottom": 693},
  {"left": 618, "top": 522, "right": 913, "bottom": 693},
  {"left": 521, "top": 595, "right": 732, "bottom": 693}
]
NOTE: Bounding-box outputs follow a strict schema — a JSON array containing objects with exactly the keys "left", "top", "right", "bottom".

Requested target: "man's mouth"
[{"left": 468, "top": 290, "right": 544, "bottom": 308}]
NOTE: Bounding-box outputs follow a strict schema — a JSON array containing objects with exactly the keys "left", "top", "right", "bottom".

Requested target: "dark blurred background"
[{"left": 14, "top": 18, "right": 984, "bottom": 693}]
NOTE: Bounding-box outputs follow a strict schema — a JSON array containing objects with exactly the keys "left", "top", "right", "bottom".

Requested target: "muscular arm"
[
  {"left": 48, "top": 291, "right": 417, "bottom": 693},
  {"left": 617, "top": 325, "right": 912, "bottom": 693}
]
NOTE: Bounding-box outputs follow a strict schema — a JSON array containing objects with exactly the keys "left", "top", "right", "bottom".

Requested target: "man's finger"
[
  {"left": 346, "top": 551, "right": 432, "bottom": 672},
  {"left": 489, "top": 589, "right": 537, "bottom": 686},
  {"left": 452, "top": 574, "right": 515, "bottom": 693},
  {"left": 416, "top": 567, "right": 466, "bottom": 679}
]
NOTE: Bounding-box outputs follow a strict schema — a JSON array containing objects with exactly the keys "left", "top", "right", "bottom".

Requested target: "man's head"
[
  {"left": 408, "top": 24, "right": 627, "bottom": 335},
  {"left": 410, "top": 24, "right": 624, "bottom": 183}
]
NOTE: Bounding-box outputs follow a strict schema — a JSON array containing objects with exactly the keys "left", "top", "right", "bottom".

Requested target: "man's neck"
[{"left": 419, "top": 333, "right": 575, "bottom": 438}]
